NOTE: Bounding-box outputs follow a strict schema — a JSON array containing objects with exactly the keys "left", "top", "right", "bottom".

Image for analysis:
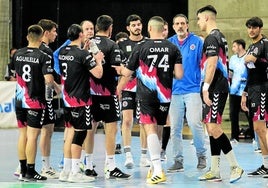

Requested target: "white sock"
[
  {"left": 72, "top": 158, "right": 80, "bottom": 174},
  {"left": 126, "top": 152, "right": 132, "bottom": 158},
  {"left": 85, "top": 153, "right": 93, "bottom": 170},
  {"left": 63, "top": 158, "right": 71, "bottom": 172},
  {"left": 141, "top": 148, "right": 148, "bottom": 159},
  {"left": 106, "top": 155, "right": 116, "bottom": 171},
  {"left": 225, "top": 150, "right": 239, "bottom": 167},
  {"left": 147, "top": 134, "right": 162, "bottom": 175},
  {"left": 211, "top": 156, "right": 220, "bottom": 175},
  {"left": 263, "top": 155, "right": 268, "bottom": 169},
  {"left": 124, "top": 146, "right": 131, "bottom": 153},
  {"left": 42, "top": 156, "right": 50, "bottom": 170}
]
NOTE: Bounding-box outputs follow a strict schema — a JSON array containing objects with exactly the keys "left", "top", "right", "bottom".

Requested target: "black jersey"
[
  {"left": 10, "top": 47, "right": 53, "bottom": 109},
  {"left": 246, "top": 37, "right": 268, "bottom": 86},
  {"left": 90, "top": 36, "right": 121, "bottom": 96},
  {"left": 59, "top": 45, "right": 97, "bottom": 107},
  {"left": 127, "top": 39, "right": 182, "bottom": 103},
  {"left": 118, "top": 37, "right": 146, "bottom": 92},
  {"left": 118, "top": 37, "right": 146, "bottom": 58},
  {"left": 200, "top": 29, "right": 229, "bottom": 93},
  {"left": 40, "top": 42, "right": 61, "bottom": 84}
]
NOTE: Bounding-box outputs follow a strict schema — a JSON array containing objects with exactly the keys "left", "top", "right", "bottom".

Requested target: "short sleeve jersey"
[
  {"left": 127, "top": 39, "right": 182, "bottom": 103},
  {"left": 229, "top": 54, "right": 247, "bottom": 96},
  {"left": 10, "top": 47, "right": 53, "bottom": 109},
  {"left": 40, "top": 42, "right": 60, "bottom": 84},
  {"left": 59, "top": 45, "right": 97, "bottom": 107},
  {"left": 90, "top": 36, "right": 121, "bottom": 96},
  {"left": 118, "top": 37, "right": 147, "bottom": 92},
  {"left": 246, "top": 37, "right": 268, "bottom": 86},
  {"left": 200, "top": 29, "right": 229, "bottom": 92}
]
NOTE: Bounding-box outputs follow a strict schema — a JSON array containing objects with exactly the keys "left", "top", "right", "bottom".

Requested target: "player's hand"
[
  {"left": 83, "top": 39, "right": 90, "bottom": 50},
  {"left": 202, "top": 90, "right": 212, "bottom": 106},
  {"left": 241, "top": 95, "right": 249, "bottom": 112}
]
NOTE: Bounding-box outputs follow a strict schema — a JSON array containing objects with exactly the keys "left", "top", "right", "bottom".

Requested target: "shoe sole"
[
  {"left": 23, "top": 178, "right": 47, "bottom": 182},
  {"left": 106, "top": 176, "right": 132, "bottom": 180},
  {"left": 247, "top": 174, "right": 264, "bottom": 177},
  {"left": 199, "top": 178, "right": 222, "bottom": 182},
  {"left": 147, "top": 179, "right": 167, "bottom": 184},
  {"left": 41, "top": 173, "right": 59, "bottom": 179},
  {"left": 167, "top": 169, "right": 184, "bottom": 173},
  {"left": 197, "top": 165, "right": 206, "bottom": 170}
]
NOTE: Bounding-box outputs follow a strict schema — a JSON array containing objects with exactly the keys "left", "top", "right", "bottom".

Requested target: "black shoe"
[
  {"left": 24, "top": 171, "right": 47, "bottom": 182},
  {"left": 248, "top": 165, "right": 268, "bottom": 177},
  {"left": 85, "top": 169, "right": 98, "bottom": 177},
  {"left": 115, "top": 144, "right": 122, "bottom": 154},
  {"left": 106, "top": 167, "right": 131, "bottom": 179}
]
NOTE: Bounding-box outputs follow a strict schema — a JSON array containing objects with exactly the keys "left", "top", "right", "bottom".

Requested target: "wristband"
[{"left": 202, "top": 82, "right": 210, "bottom": 91}]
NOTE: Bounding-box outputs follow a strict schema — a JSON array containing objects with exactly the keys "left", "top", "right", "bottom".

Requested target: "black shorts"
[
  {"left": 248, "top": 84, "right": 268, "bottom": 122},
  {"left": 43, "top": 100, "right": 56, "bottom": 125},
  {"left": 15, "top": 107, "right": 45, "bottom": 129},
  {"left": 64, "top": 105, "right": 92, "bottom": 130},
  {"left": 201, "top": 92, "right": 228, "bottom": 124},
  {"left": 91, "top": 95, "right": 120, "bottom": 123},
  {"left": 137, "top": 100, "right": 170, "bottom": 126},
  {"left": 121, "top": 90, "right": 136, "bottom": 111}
]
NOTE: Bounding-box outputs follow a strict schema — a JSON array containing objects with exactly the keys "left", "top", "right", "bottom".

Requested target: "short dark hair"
[
  {"left": 67, "top": 24, "right": 82, "bottom": 41},
  {"left": 196, "top": 5, "right": 217, "bottom": 15},
  {"left": 96, "top": 15, "right": 113, "bottom": 31},
  {"left": 245, "top": 17, "right": 263, "bottom": 28},
  {"left": 233, "top": 39, "right": 246, "bottom": 49},
  {"left": 115, "top": 32, "right": 129, "bottom": 42},
  {"left": 126, "top": 14, "right": 142, "bottom": 26},
  {"left": 27, "top": 24, "right": 44, "bottom": 36},
  {"left": 38, "top": 19, "right": 58, "bottom": 31}
]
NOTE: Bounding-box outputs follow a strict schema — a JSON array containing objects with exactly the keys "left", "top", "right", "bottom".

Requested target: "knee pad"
[{"left": 72, "top": 130, "right": 87, "bottom": 146}]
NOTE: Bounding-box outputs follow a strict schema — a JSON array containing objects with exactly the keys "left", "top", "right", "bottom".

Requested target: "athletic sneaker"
[
  {"left": 85, "top": 168, "right": 98, "bottom": 177},
  {"left": 146, "top": 168, "right": 153, "bottom": 179},
  {"left": 167, "top": 160, "right": 184, "bottom": 172},
  {"left": 124, "top": 155, "right": 134, "bottom": 169},
  {"left": 14, "top": 164, "right": 20, "bottom": 177},
  {"left": 160, "top": 150, "right": 167, "bottom": 161},
  {"left": 197, "top": 156, "right": 207, "bottom": 169},
  {"left": 24, "top": 171, "right": 47, "bottom": 182},
  {"left": 105, "top": 167, "right": 131, "bottom": 179},
  {"left": 18, "top": 174, "right": 26, "bottom": 181},
  {"left": 59, "top": 170, "right": 70, "bottom": 182},
  {"left": 248, "top": 165, "right": 268, "bottom": 177},
  {"left": 230, "top": 166, "right": 244, "bottom": 183},
  {"left": 41, "top": 167, "right": 59, "bottom": 179},
  {"left": 198, "top": 170, "right": 222, "bottom": 182},
  {"left": 140, "top": 158, "right": 151, "bottom": 167},
  {"left": 254, "top": 148, "right": 261, "bottom": 153},
  {"left": 146, "top": 170, "right": 167, "bottom": 184},
  {"left": 67, "top": 171, "right": 95, "bottom": 183}
]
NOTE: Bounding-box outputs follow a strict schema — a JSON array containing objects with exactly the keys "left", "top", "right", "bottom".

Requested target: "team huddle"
[{"left": 9, "top": 4, "right": 268, "bottom": 185}]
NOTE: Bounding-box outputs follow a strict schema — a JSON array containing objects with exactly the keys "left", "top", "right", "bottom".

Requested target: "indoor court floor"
[{"left": 0, "top": 128, "right": 267, "bottom": 188}]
